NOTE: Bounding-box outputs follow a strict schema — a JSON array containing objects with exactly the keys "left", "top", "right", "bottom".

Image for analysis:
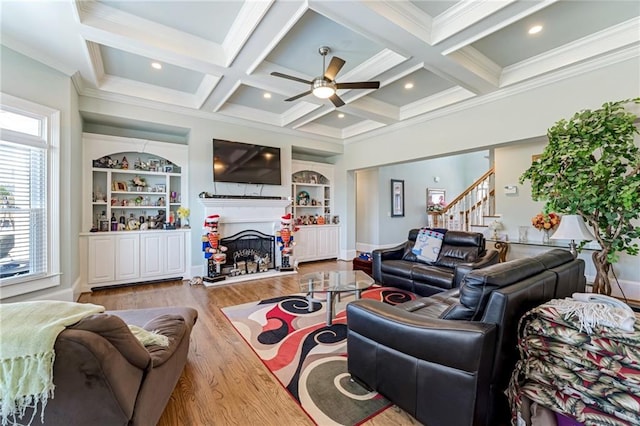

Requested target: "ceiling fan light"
[
  {"left": 313, "top": 86, "right": 335, "bottom": 98},
  {"left": 312, "top": 79, "right": 336, "bottom": 99}
]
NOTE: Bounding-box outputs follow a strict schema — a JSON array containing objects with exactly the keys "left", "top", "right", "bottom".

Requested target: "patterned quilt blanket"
[{"left": 507, "top": 300, "right": 640, "bottom": 426}]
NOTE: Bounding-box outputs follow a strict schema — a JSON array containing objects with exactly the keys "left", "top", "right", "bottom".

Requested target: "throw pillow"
[{"left": 412, "top": 229, "right": 444, "bottom": 262}]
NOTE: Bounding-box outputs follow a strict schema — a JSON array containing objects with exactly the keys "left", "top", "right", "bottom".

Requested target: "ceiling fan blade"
[
  {"left": 324, "top": 57, "right": 346, "bottom": 81},
  {"left": 284, "top": 90, "right": 312, "bottom": 102},
  {"left": 271, "top": 72, "right": 312, "bottom": 85},
  {"left": 329, "top": 94, "right": 345, "bottom": 108},
  {"left": 335, "top": 81, "right": 380, "bottom": 90}
]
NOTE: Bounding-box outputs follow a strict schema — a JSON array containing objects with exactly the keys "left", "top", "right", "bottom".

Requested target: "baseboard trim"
[
  {"left": 91, "top": 277, "right": 183, "bottom": 291},
  {"left": 593, "top": 276, "right": 640, "bottom": 301}
]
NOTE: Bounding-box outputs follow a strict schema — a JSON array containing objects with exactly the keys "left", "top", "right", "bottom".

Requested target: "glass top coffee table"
[{"left": 299, "top": 270, "right": 375, "bottom": 325}]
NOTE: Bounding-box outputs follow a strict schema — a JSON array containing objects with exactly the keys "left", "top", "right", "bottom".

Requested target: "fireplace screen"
[{"left": 219, "top": 229, "right": 276, "bottom": 275}]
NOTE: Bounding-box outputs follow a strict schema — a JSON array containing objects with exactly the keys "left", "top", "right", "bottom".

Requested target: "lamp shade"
[{"left": 550, "top": 215, "right": 595, "bottom": 241}]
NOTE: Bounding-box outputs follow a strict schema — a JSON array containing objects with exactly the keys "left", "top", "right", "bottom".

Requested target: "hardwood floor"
[{"left": 78, "top": 260, "right": 421, "bottom": 426}]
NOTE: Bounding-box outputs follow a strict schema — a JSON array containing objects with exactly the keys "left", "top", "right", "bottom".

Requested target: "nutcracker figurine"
[
  {"left": 202, "top": 214, "right": 227, "bottom": 283},
  {"left": 276, "top": 213, "right": 296, "bottom": 271}
]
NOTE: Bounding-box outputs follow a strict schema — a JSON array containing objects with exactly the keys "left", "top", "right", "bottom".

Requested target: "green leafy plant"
[{"left": 520, "top": 98, "right": 640, "bottom": 295}]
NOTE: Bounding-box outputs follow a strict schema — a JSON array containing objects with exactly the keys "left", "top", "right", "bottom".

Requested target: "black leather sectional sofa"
[
  {"left": 373, "top": 228, "right": 500, "bottom": 296},
  {"left": 347, "top": 249, "right": 585, "bottom": 426}
]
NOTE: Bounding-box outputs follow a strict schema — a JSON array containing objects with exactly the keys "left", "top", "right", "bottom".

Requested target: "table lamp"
[{"left": 550, "top": 215, "right": 595, "bottom": 257}]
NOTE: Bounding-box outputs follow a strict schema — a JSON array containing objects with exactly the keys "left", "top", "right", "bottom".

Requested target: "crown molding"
[
  {"left": 359, "top": 1, "right": 432, "bottom": 44},
  {"left": 78, "top": 88, "right": 342, "bottom": 145},
  {"left": 222, "top": 0, "right": 274, "bottom": 67},
  {"left": 340, "top": 49, "right": 408, "bottom": 83},
  {"left": 399, "top": 86, "right": 476, "bottom": 120},
  {"left": 346, "top": 45, "right": 639, "bottom": 145},
  {"left": 0, "top": 35, "right": 76, "bottom": 77},
  {"left": 281, "top": 102, "right": 322, "bottom": 126},
  {"left": 440, "top": 0, "right": 556, "bottom": 55},
  {"left": 295, "top": 122, "right": 342, "bottom": 139},
  {"left": 348, "top": 97, "right": 399, "bottom": 122},
  {"left": 76, "top": 0, "right": 226, "bottom": 68},
  {"left": 432, "top": 0, "right": 515, "bottom": 45},
  {"left": 84, "top": 41, "right": 104, "bottom": 86},
  {"left": 446, "top": 46, "right": 501, "bottom": 87},
  {"left": 217, "top": 103, "right": 283, "bottom": 127},
  {"left": 342, "top": 120, "right": 386, "bottom": 139},
  {"left": 244, "top": 4, "right": 309, "bottom": 75},
  {"left": 500, "top": 17, "right": 640, "bottom": 87}
]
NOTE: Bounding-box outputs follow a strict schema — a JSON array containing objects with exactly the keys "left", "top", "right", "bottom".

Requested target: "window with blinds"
[{"left": 0, "top": 97, "right": 57, "bottom": 295}]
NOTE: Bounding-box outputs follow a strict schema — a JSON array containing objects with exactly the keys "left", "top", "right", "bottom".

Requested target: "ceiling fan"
[{"left": 270, "top": 46, "right": 380, "bottom": 108}]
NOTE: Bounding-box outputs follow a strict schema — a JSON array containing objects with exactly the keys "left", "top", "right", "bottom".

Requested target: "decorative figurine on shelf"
[
  {"left": 153, "top": 209, "right": 166, "bottom": 229},
  {"left": 276, "top": 213, "right": 297, "bottom": 271},
  {"left": 202, "top": 214, "right": 227, "bottom": 283},
  {"left": 121, "top": 156, "right": 129, "bottom": 170}
]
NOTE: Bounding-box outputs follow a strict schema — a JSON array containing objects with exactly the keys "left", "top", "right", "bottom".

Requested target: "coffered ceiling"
[{"left": 1, "top": 0, "right": 638, "bottom": 141}]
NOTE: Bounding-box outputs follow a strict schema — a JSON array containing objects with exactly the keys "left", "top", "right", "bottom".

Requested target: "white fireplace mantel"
[{"left": 199, "top": 198, "right": 291, "bottom": 224}]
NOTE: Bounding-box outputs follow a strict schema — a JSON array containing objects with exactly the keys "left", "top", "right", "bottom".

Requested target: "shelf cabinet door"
[
  {"left": 294, "top": 227, "right": 317, "bottom": 262},
  {"left": 317, "top": 226, "right": 339, "bottom": 258},
  {"left": 165, "top": 232, "right": 186, "bottom": 275},
  {"left": 140, "top": 233, "right": 166, "bottom": 278},
  {"left": 88, "top": 235, "right": 115, "bottom": 284},
  {"left": 115, "top": 234, "right": 140, "bottom": 280}
]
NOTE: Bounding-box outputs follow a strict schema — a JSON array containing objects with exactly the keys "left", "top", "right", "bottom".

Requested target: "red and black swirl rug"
[{"left": 221, "top": 286, "right": 417, "bottom": 425}]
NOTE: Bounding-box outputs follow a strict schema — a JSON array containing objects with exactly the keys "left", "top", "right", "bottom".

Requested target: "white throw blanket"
[
  {"left": 0, "top": 301, "right": 104, "bottom": 426},
  {"left": 549, "top": 297, "right": 636, "bottom": 334}
]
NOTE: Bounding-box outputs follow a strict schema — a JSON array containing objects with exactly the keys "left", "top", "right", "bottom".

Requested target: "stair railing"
[{"left": 429, "top": 167, "right": 495, "bottom": 231}]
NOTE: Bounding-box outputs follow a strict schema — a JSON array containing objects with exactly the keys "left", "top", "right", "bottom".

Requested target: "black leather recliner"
[
  {"left": 373, "top": 228, "right": 500, "bottom": 296},
  {"left": 347, "top": 249, "right": 586, "bottom": 426}
]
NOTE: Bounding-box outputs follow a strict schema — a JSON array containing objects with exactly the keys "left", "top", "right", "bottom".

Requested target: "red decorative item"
[{"left": 208, "top": 233, "right": 219, "bottom": 249}]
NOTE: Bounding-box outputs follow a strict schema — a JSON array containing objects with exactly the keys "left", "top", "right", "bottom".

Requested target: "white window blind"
[
  {"left": 0, "top": 94, "right": 58, "bottom": 299},
  {"left": 0, "top": 140, "right": 47, "bottom": 279}
]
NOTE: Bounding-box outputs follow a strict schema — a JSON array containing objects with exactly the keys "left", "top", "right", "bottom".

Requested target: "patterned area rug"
[{"left": 221, "top": 286, "right": 417, "bottom": 426}]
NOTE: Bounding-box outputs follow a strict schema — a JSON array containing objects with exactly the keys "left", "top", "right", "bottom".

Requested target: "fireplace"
[
  {"left": 199, "top": 197, "right": 291, "bottom": 272},
  {"left": 219, "top": 229, "right": 275, "bottom": 276}
]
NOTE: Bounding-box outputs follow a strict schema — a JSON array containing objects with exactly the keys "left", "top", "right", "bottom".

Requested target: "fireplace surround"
[{"left": 199, "top": 198, "right": 290, "bottom": 273}]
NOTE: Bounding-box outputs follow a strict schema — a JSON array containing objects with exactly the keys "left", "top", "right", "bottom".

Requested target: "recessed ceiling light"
[
  {"left": 263, "top": 93, "right": 272, "bottom": 99},
  {"left": 151, "top": 62, "right": 162, "bottom": 70},
  {"left": 528, "top": 25, "right": 543, "bottom": 35},
  {"left": 338, "top": 113, "right": 345, "bottom": 118},
  {"left": 404, "top": 83, "right": 414, "bottom": 90}
]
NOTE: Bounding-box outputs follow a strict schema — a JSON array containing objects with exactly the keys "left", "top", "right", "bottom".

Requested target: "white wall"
[
  {"left": 355, "top": 152, "right": 490, "bottom": 247},
  {"left": 344, "top": 58, "right": 639, "bottom": 170},
  {"left": 78, "top": 96, "right": 345, "bottom": 274},
  {"left": 355, "top": 168, "right": 379, "bottom": 253},
  {"left": 5, "top": 44, "right": 638, "bottom": 297},
  {"left": 343, "top": 56, "right": 639, "bottom": 288},
  {"left": 0, "top": 46, "right": 81, "bottom": 302},
  {"left": 494, "top": 137, "right": 640, "bottom": 294}
]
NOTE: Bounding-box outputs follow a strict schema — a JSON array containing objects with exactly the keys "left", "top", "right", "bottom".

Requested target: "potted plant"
[{"left": 520, "top": 98, "right": 640, "bottom": 294}]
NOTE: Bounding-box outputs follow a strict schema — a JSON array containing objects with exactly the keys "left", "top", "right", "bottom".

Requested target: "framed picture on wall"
[
  {"left": 391, "top": 179, "right": 405, "bottom": 217},
  {"left": 427, "top": 188, "right": 446, "bottom": 212}
]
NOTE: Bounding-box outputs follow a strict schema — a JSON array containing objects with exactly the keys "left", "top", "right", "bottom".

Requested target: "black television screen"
[{"left": 213, "top": 139, "right": 282, "bottom": 185}]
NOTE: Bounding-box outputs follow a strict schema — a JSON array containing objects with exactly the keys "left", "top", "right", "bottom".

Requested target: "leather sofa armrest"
[
  {"left": 372, "top": 243, "right": 406, "bottom": 282},
  {"left": 453, "top": 248, "right": 500, "bottom": 287},
  {"left": 347, "top": 299, "right": 496, "bottom": 372}
]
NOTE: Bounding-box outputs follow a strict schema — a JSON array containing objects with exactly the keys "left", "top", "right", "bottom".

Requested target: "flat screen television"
[{"left": 212, "top": 139, "right": 282, "bottom": 185}]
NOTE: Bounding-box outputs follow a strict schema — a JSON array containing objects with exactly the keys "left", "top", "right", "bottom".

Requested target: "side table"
[
  {"left": 352, "top": 257, "right": 373, "bottom": 277},
  {"left": 494, "top": 241, "right": 509, "bottom": 262}
]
